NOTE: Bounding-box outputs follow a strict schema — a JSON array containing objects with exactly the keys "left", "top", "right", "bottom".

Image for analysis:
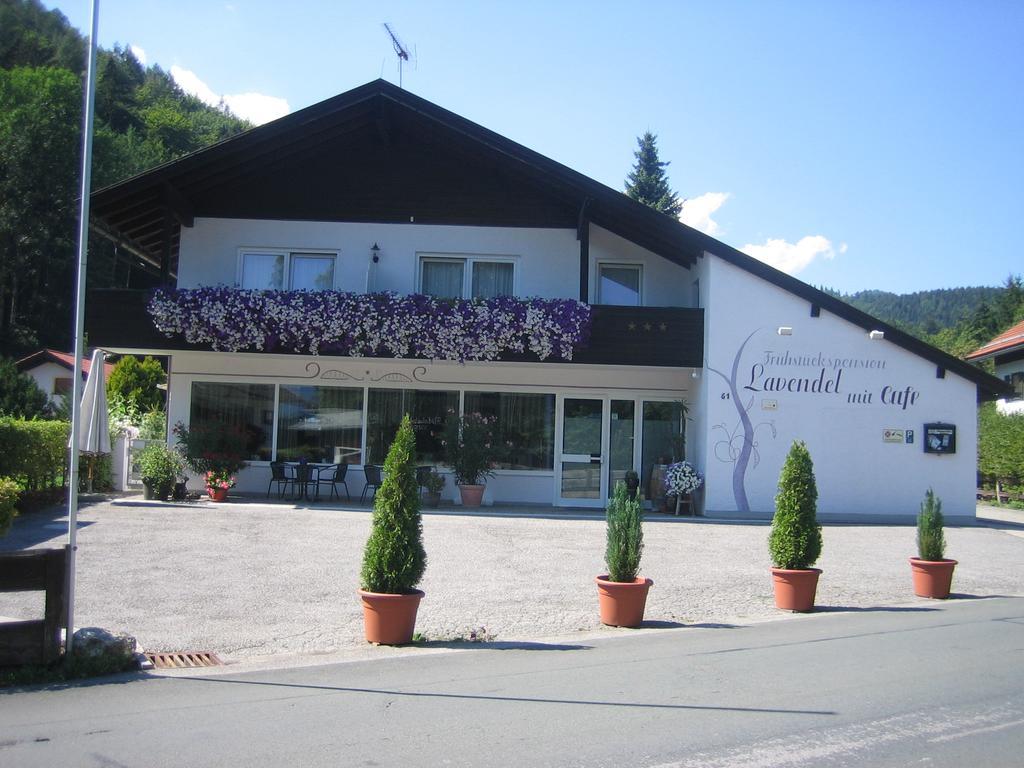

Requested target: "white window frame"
[
  {"left": 237, "top": 248, "right": 338, "bottom": 290},
  {"left": 596, "top": 261, "right": 644, "bottom": 306},
  {"left": 417, "top": 253, "right": 518, "bottom": 299}
]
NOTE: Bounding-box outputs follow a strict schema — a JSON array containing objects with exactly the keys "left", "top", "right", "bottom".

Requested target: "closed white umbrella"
[{"left": 78, "top": 349, "right": 111, "bottom": 459}]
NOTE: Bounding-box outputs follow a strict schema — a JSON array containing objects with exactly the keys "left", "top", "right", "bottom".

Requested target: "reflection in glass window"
[
  {"left": 599, "top": 264, "right": 642, "bottom": 306},
  {"left": 241, "top": 252, "right": 285, "bottom": 289},
  {"left": 290, "top": 254, "right": 335, "bottom": 291},
  {"left": 464, "top": 391, "right": 554, "bottom": 470},
  {"left": 366, "top": 389, "right": 458, "bottom": 465},
  {"left": 641, "top": 400, "right": 686, "bottom": 500},
  {"left": 276, "top": 386, "right": 363, "bottom": 463},
  {"left": 189, "top": 382, "right": 275, "bottom": 460}
]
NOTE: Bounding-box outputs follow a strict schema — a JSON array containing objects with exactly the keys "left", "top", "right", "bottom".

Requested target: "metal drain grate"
[{"left": 145, "top": 651, "right": 223, "bottom": 669}]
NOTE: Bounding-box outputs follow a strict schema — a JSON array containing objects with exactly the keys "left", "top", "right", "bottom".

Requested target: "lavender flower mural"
[
  {"left": 707, "top": 329, "right": 777, "bottom": 513},
  {"left": 147, "top": 288, "right": 591, "bottom": 362}
]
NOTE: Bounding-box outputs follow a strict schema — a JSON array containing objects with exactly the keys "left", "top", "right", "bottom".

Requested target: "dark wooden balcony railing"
[{"left": 86, "top": 289, "right": 703, "bottom": 368}]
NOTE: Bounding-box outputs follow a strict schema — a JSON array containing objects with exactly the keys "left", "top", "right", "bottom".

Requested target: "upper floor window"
[
  {"left": 419, "top": 255, "right": 515, "bottom": 299},
  {"left": 1006, "top": 372, "right": 1024, "bottom": 401},
  {"left": 240, "top": 250, "right": 336, "bottom": 291},
  {"left": 598, "top": 263, "right": 642, "bottom": 306}
]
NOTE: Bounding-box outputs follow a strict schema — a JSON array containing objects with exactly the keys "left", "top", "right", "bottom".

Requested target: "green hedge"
[
  {"left": 0, "top": 418, "right": 69, "bottom": 490},
  {"left": 0, "top": 476, "right": 18, "bottom": 536}
]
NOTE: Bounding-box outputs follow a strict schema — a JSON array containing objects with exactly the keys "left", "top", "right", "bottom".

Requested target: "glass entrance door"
[{"left": 558, "top": 398, "right": 605, "bottom": 505}]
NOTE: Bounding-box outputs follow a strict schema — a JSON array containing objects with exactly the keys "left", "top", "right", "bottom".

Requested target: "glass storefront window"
[
  {"left": 463, "top": 392, "right": 555, "bottom": 470},
  {"left": 189, "top": 382, "right": 275, "bottom": 461},
  {"left": 366, "top": 389, "right": 458, "bottom": 465},
  {"left": 641, "top": 401, "right": 686, "bottom": 500},
  {"left": 276, "top": 385, "right": 363, "bottom": 463}
]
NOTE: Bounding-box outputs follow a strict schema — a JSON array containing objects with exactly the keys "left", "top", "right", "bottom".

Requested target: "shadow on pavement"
[
  {"left": 419, "top": 640, "right": 592, "bottom": 652},
  {"left": 813, "top": 605, "right": 940, "bottom": 614}
]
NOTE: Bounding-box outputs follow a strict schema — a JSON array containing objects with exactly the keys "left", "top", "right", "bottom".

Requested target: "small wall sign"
[
  {"left": 923, "top": 423, "right": 956, "bottom": 454},
  {"left": 883, "top": 429, "right": 904, "bottom": 443},
  {"left": 905, "top": 429, "right": 914, "bottom": 444}
]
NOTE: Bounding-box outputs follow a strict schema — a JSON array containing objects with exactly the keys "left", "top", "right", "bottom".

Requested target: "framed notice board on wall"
[{"left": 923, "top": 423, "right": 956, "bottom": 455}]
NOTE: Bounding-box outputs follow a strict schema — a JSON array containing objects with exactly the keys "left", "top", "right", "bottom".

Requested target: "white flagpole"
[{"left": 66, "top": 0, "right": 100, "bottom": 658}]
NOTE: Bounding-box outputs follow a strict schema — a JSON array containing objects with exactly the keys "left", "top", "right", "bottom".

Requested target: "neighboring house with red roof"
[
  {"left": 15, "top": 349, "right": 115, "bottom": 406},
  {"left": 967, "top": 319, "right": 1024, "bottom": 414}
]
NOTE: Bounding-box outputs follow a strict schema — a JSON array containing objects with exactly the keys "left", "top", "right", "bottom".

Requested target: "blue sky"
[{"left": 49, "top": 1, "right": 1024, "bottom": 295}]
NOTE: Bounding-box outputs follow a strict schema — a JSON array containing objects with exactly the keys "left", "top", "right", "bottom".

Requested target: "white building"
[
  {"left": 86, "top": 80, "right": 1008, "bottom": 516},
  {"left": 15, "top": 349, "right": 113, "bottom": 407},
  {"left": 967, "top": 319, "right": 1024, "bottom": 415}
]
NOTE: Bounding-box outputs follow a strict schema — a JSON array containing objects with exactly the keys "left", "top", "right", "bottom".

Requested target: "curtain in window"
[
  {"left": 422, "top": 260, "right": 464, "bottom": 298},
  {"left": 472, "top": 262, "right": 514, "bottom": 298},
  {"left": 290, "top": 255, "right": 335, "bottom": 291},
  {"left": 366, "top": 389, "right": 459, "bottom": 464},
  {"left": 241, "top": 253, "right": 284, "bottom": 289}
]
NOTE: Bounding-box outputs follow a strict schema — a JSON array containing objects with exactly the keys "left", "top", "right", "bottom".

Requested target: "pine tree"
[{"left": 624, "top": 131, "right": 682, "bottom": 217}]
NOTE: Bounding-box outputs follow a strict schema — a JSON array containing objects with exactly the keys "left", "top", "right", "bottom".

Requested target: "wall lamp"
[
  {"left": 371, "top": 243, "right": 381, "bottom": 263},
  {"left": 777, "top": 326, "right": 793, "bottom": 336},
  {"left": 691, "top": 369, "right": 701, "bottom": 379},
  {"left": 868, "top": 330, "right": 885, "bottom": 340}
]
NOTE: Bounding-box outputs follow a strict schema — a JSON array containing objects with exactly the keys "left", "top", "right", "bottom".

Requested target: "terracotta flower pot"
[
  {"left": 458, "top": 484, "right": 485, "bottom": 507},
  {"left": 595, "top": 575, "right": 653, "bottom": 627},
  {"left": 208, "top": 487, "right": 228, "bottom": 502},
  {"left": 910, "top": 558, "right": 957, "bottom": 599},
  {"left": 358, "top": 589, "right": 424, "bottom": 645},
  {"left": 770, "top": 567, "right": 821, "bottom": 612}
]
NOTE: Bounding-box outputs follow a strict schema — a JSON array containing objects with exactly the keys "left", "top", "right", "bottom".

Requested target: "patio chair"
[
  {"left": 361, "top": 464, "right": 383, "bottom": 503},
  {"left": 267, "top": 461, "right": 292, "bottom": 498},
  {"left": 292, "top": 462, "right": 317, "bottom": 501},
  {"left": 315, "top": 463, "right": 351, "bottom": 502}
]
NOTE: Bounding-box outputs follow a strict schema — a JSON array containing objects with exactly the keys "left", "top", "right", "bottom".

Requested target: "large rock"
[{"left": 70, "top": 626, "right": 138, "bottom": 665}]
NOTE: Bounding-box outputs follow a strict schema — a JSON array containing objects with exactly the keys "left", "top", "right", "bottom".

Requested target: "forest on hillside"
[{"left": 0, "top": 0, "right": 250, "bottom": 358}]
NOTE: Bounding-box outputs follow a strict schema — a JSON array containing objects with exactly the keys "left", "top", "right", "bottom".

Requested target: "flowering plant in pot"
[
  {"left": 910, "top": 489, "right": 957, "bottom": 599},
  {"left": 768, "top": 441, "right": 823, "bottom": 612},
  {"left": 665, "top": 460, "right": 703, "bottom": 514},
  {"left": 442, "top": 410, "right": 499, "bottom": 507},
  {"left": 596, "top": 481, "right": 652, "bottom": 627},
  {"left": 174, "top": 420, "right": 250, "bottom": 475},
  {"left": 203, "top": 469, "right": 236, "bottom": 501},
  {"left": 359, "top": 414, "right": 427, "bottom": 645}
]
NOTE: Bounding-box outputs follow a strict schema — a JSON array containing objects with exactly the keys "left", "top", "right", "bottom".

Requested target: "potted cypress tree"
[
  {"left": 768, "top": 441, "right": 823, "bottom": 612},
  {"left": 358, "top": 414, "right": 427, "bottom": 644},
  {"left": 595, "top": 480, "right": 652, "bottom": 627},
  {"left": 910, "top": 489, "right": 957, "bottom": 599}
]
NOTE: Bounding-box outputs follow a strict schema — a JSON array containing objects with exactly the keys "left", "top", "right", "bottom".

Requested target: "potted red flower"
[{"left": 204, "top": 469, "right": 235, "bottom": 502}]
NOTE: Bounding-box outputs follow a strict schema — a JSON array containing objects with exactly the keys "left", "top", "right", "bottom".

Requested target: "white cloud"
[
  {"left": 679, "top": 192, "right": 729, "bottom": 236},
  {"left": 223, "top": 93, "right": 290, "bottom": 125},
  {"left": 170, "top": 65, "right": 290, "bottom": 125},
  {"left": 129, "top": 45, "right": 147, "bottom": 65},
  {"left": 740, "top": 235, "right": 838, "bottom": 275}
]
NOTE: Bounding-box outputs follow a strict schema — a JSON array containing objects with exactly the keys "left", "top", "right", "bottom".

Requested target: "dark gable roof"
[{"left": 90, "top": 79, "right": 1009, "bottom": 399}]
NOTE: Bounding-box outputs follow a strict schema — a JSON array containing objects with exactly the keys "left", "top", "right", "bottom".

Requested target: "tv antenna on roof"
[{"left": 383, "top": 23, "right": 411, "bottom": 88}]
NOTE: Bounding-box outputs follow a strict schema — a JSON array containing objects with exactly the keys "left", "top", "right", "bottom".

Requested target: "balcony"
[{"left": 86, "top": 289, "right": 703, "bottom": 368}]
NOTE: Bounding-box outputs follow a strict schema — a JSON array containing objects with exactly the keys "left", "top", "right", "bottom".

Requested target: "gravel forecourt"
[{"left": 2, "top": 496, "right": 1023, "bottom": 668}]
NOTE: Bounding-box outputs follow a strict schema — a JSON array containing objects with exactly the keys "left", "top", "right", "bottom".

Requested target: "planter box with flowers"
[
  {"left": 148, "top": 288, "right": 591, "bottom": 362},
  {"left": 664, "top": 460, "right": 703, "bottom": 515}
]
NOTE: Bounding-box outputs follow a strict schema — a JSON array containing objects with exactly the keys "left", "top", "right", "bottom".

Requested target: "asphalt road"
[{"left": 2, "top": 597, "right": 1022, "bottom": 767}]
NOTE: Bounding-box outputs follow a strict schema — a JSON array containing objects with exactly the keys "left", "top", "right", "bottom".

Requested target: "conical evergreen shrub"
[
  {"left": 917, "top": 489, "right": 946, "bottom": 561},
  {"left": 605, "top": 480, "right": 644, "bottom": 582},
  {"left": 768, "top": 441, "right": 822, "bottom": 569},
  {"left": 360, "top": 414, "right": 426, "bottom": 594}
]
